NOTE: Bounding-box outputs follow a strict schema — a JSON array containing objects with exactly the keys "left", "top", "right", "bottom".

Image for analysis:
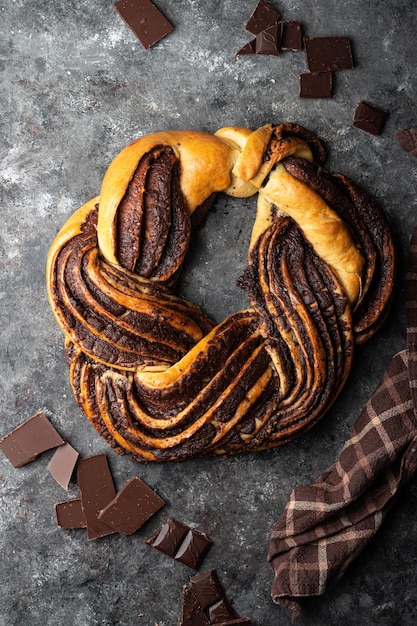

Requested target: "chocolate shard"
[
  {"left": 177, "top": 585, "right": 210, "bottom": 626},
  {"left": 0, "top": 412, "right": 65, "bottom": 468},
  {"left": 299, "top": 71, "right": 333, "bottom": 98},
  {"left": 174, "top": 528, "right": 212, "bottom": 569},
  {"left": 190, "top": 569, "right": 225, "bottom": 610},
  {"left": 97, "top": 476, "right": 165, "bottom": 535},
  {"left": 114, "top": 0, "right": 174, "bottom": 50},
  {"left": 46, "top": 441, "right": 79, "bottom": 490},
  {"left": 304, "top": 36, "right": 353, "bottom": 72},
  {"left": 396, "top": 128, "right": 417, "bottom": 156},
  {"left": 55, "top": 499, "right": 87, "bottom": 529},
  {"left": 235, "top": 39, "right": 256, "bottom": 56},
  {"left": 208, "top": 597, "right": 238, "bottom": 623},
  {"left": 77, "top": 454, "right": 117, "bottom": 540},
  {"left": 146, "top": 518, "right": 190, "bottom": 557},
  {"left": 245, "top": 0, "right": 280, "bottom": 35},
  {"left": 255, "top": 23, "right": 281, "bottom": 56},
  {"left": 280, "top": 21, "right": 303, "bottom": 51},
  {"left": 353, "top": 100, "right": 389, "bottom": 135}
]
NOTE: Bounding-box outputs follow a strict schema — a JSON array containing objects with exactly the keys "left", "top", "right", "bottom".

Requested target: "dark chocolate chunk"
[
  {"left": 299, "top": 71, "right": 333, "bottom": 98},
  {"left": 208, "top": 598, "right": 238, "bottom": 623},
  {"left": 190, "top": 569, "right": 225, "bottom": 610},
  {"left": 0, "top": 412, "right": 65, "bottom": 468},
  {"left": 46, "top": 441, "right": 79, "bottom": 490},
  {"left": 245, "top": 0, "right": 280, "bottom": 35},
  {"left": 147, "top": 518, "right": 189, "bottom": 557},
  {"left": 77, "top": 454, "right": 117, "bottom": 540},
  {"left": 97, "top": 476, "right": 165, "bottom": 535},
  {"left": 281, "top": 21, "right": 303, "bottom": 51},
  {"left": 396, "top": 128, "right": 417, "bottom": 157},
  {"left": 177, "top": 585, "right": 210, "bottom": 626},
  {"left": 235, "top": 39, "right": 256, "bottom": 56},
  {"left": 55, "top": 499, "right": 86, "bottom": 529},
  {"left": 304, "top": 36, "right": 353, "bottom": 72},
  {"left": 114, "top": 0, "right": 174, "bottom": 50},
  {"left": 174, "top": 529, "right": 212, "bottom": 569},
  {"left": 255, "top": 23, "right": 281, "bottom": 56},
  {"left": 353, "top": 100, "right": 389, "bottom": 135}
]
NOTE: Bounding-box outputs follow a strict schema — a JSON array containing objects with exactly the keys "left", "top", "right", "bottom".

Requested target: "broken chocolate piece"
[
  {"left": 281, "top": 21, "right": 302, "bottom": 51},
  {"left": 147, "top": 518, "right": 189, "bottom": 557},
  {"left": 299, "top": 71, "right": 333, "bottom": 98},
  {"left": 255, "top": 23, "right": 281, "bottom": 56},
  {"left": 174, "top": 528, "right": 212, "bottom": 569},
  {"left": 304, "top": 36, "right": 353, "bottom": 72},
  {"left": 245, "top": 0, "right": 280, "bottom": 35},
  {"left": 46, "top": 441, "right": 79, "bottom": 490},
  {"left": 55, "top": 499, "right": 86, "bottom": 529},
  {"left": 97, "top": 476, "right": 165, "bottom": 535},
  {"left": 0, "top": 412, "right": 65, "bottom": 468},
  {"left": 147, "top": 518, "right": 212, "bottom": 568},
  {"left": 396, "top": 128, "right": 417, "bottom": 157},
  {"left": 235, "top": 39, "right": 256, "bottom": 56},
  {"left": 190, "top": 569, "right": 225, "bottom": 610},
  {"left": 208, "top": 597, "right": 238, "bottom": 623},
  {"left": 178, "top": 585, "right": 210, "bottom": 626},
  {"left": 77, "top": 454, "right": 117, "bottom": 540},
  {"left": 353, "top": 100, "right": 389, "bottom": 135},
  {"left": 114, "top": 0, "right": 174, "bottom": 50}
]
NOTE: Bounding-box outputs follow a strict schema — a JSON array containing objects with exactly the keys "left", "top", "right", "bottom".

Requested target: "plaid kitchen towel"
[{"left": 267, "top": 227, "right": 417, "bottom": 621}]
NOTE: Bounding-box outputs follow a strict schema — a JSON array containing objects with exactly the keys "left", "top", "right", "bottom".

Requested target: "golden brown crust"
[{"left": 47, "top": 123, "right": 395, "bottom": 463}]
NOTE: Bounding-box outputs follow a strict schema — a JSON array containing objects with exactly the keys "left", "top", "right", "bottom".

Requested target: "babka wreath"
[{"left": 47, "top": 123, "right": 395, "bottom": 463}]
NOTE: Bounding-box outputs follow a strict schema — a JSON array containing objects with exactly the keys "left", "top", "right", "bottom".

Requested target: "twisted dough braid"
[{"left": 47, "top": 123, "right": 395, "bottom": 462}]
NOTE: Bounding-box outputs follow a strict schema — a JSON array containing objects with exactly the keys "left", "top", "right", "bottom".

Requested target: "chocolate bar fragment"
[
  {"left": 304, "top": 36, "right": 353, "bottom": 72},
  {"left": 353, "top": 100, "right": 389, "bottom": 135},
  {"left": 190, "top": 569, "right": 225, "bottom": 610},
  {"left": 299, "top": 71, "right": 333, "bottom": 98},
  {"left": 47, "top": 441, "right": 79, "bottom": 490},
  {"left": 174, "top": 529, "right": 212, "bottom": 569},
  {"left": 281, "top": 21, "right": 302, "bottom": 51},
  {"left": 97, "top": 476, "right": 165, "bottom": 535},
  {"left": 208, "top": 597, "right": 238, "bottom": 623},
  {"left": 245, "top": 0, "right": 280, "bottom": 36},
  {"left": 0, "top": 412, "right": 64, "bottom": 468},
  {"left": 55, "top": 499, "right": 86, "bottom": 529},
  {"left": 235, "top": 40, "right": 256, "bottom": 56},
  {"left": 77, "top": 454, "right": 117, "bottom": 540},
  {"left": 178, "top": 585, "right": 210, "bottom": 626},
  {"left": 114, "top": 0, "right": 174, "bottom": 50},
  {"left": 147, "top": 518, "right": 212, "bottom": 569},
  {"left": 396, "top": 128, "right": 417, "bottom": 157},
  {"left": 255, "top": 23, "right": 281, "bottom": 56}
]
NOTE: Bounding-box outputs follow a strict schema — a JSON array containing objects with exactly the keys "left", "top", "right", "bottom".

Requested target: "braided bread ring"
[{"left": 47, "top": 123, "right": 395, "bottom": 462}]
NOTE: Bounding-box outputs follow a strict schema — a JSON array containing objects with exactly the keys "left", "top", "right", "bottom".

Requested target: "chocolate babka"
[{"left": 47, "top": 123, "right": 395, "bottom": 462}]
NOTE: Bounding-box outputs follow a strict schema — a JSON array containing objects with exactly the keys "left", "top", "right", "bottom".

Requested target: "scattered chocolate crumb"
[{"left": 353, "top": 100, "right": 389, "bottom": 135}]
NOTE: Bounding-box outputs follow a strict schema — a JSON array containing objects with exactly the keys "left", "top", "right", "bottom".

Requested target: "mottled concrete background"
[{"left": 1, "top": 1, "right": 417, "bottom": 625}]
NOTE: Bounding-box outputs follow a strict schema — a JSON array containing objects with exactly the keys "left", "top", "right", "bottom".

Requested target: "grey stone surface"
[{"left": 1, "top": 1, "right": 417, "bottom": 625}]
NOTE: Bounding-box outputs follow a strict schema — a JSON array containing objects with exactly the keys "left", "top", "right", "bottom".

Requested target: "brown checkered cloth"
[{"left": 267, "top": 228, "right": 417, "bottom": 622}]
